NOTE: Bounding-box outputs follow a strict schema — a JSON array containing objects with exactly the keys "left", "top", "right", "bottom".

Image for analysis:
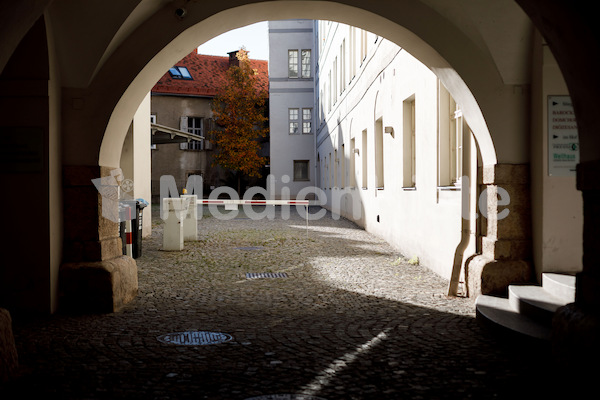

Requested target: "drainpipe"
[{"left": 448, "top": 123, "right": 475, "bottom": 296}]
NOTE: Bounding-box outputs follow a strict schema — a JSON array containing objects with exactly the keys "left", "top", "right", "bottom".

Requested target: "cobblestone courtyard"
[{"left": 2, "top": 207, "right": 557, "bottom": 399}]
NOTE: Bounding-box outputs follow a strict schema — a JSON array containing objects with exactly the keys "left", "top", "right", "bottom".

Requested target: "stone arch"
[{"left": 95, "top": 1, "right": 502, "bottom": 171}]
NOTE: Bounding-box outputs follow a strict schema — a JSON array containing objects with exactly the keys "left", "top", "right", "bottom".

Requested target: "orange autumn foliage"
[{"left": 209, "top": 48, "right": 269, "bottom": 178}]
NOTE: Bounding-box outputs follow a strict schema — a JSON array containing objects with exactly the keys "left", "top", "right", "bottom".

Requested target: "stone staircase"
[{"left": 475, "top": 273, "right": 576, "bottom": 341}]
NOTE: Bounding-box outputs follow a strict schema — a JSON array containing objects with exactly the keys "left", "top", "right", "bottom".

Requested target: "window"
[
  {"left": 180, "top": 116, "right": 204, "bottom": 150},
  {"left": 301, "top": 50, "right": 311, "bottom": 78},
  {"left": 329, "top": 152, "right": 333, "bottom": 189},
  {"left": 150, "top": 114, "right": 157, "bottom": 150},
  {"left": 290, "top": 49, "right": 311, "bottom": 78},
  {"left": 289, "top": 108, "right": 299, "bottom": 134},
  {"left": 288, "top": 50, "right": 299, "bottom": 78},
  {"left": 302, "top": 108, "right": 312, "bottom": 134},
  {"left": 360, "top": 30, "right": 368, "bottom": 64},
  {"left": 327, "top": 71, "right": 332, "bottom": 112},
  {"left": 350, "top": 27, "right": 357, "bottom": 81},
  {"left": 324, "top": 156, "right": 328, "bottom": 189},
  {"left": 317, "top": 153, "right": 321, "bottom": 188},
  {"left": 340, "top": 144, "right": 346, "bottom": 188},
  {"left": 169, "top": 66, "right": 193, "bottom": 80},
  {"left": 375, "top": 119, "right": 384, "bottom": 188},
  {"left": 319, "top": 90, "right": 324, "bottom": 125},
  {"left": 362, "top": 129, "right": 368, "bottom": 189},
  {"left": 333, "top": 57, "right": 338, "bottom": 104},
  {"left": 350, "top": 138, "right": 356, "bottom": 188},
  {"left": 403, "top": 96, "right": 416, "bottom": 188},
  {"left": 334, "top": 149, "right": 338, "bottom": 188},
  {"left": 294, "top": 160, "right": 310, "bottom": 181},
  {"left": 438, "top": 82, "right": 463, "bottom": 186},
  {"left": 340, "top": 40, "right": 346, "bottom": 94}
]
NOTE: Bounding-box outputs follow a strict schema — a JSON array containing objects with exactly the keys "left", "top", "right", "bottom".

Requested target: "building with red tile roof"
[
  {"left": 152, "top": 49, "right": 269, "bottom": 98},
  {"left": 150, "top": 50, "right": 269, "bottom": 199}
]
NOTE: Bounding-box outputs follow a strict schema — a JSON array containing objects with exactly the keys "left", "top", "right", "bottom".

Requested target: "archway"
[
  {"left": 62, "top": 0, "right": 536, "bottom": 313},
  {"left": 1, "top": 0, "right": 598, "bottom": 379},
  {"left": 97, "top": 1, "right": 501, "bottom": 169},
  {"left": 0, "top": 0, "right": 562, "bottom": 314}
]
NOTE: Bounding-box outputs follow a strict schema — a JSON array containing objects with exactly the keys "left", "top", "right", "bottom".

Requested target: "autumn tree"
[{"left": 210, "top": 48, "right": 269, "bottom": 195}]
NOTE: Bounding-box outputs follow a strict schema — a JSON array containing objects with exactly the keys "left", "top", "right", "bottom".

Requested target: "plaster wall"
[
  {"left": 150, "top": 94, "right": 218, "bottom": 198},
  {"left": 269, "top": 20, "right": 316, "bottom": 198},
  {"left": 316, "top": 27, "right": 469, "bottom": 279},
  {"left": 531, "top": 32, "right": 583, "bottom": 280}
]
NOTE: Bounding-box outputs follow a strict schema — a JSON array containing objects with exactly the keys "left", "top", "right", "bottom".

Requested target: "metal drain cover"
[
  {"left": 246, "top": 272, "right": 288, "bottom": 279},
  {"left": 157, "top": 331, "right": 233, "bottom": 345},
  {"left": 245, "top": 396, "right": 327, "bottom": 400}
]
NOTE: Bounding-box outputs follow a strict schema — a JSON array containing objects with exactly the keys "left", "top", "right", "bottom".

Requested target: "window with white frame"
[
  {"left": 340, "top": 143, "right": 345, "bottom": 188},
  {"left": 375, "top": 119, "right": 384, "bottom": 188},
  {"left": 289, "top": 108, "right": 300, "bottom": 134},
  {"left": 362, "top": 129, "right": 368, "bottom": 189},
  {"left": 293, "top": 160, "right": 310, "bottom": 181},
  {"left": 329, "top": 152, "right": 333, "bottom": 189},
  {"left": 289, "top": 49, "right": 311, "bottom": 79},
  {"left": 288, "top": 50, "right": 299, "bottom": 78},
  {"left": 333, "top": 57, "right": 338, "bottom": 104},
  {"left": 350, "top": 27, "right": 357, "bottom": 81},
  {"left": 438, "top": 82, "right": 464, "bottom": 187},
  {"left": 334, "top": 149, "right": 338, "bottom": 188},
  {"left": 302, "top": 108, "right": 312, "bottom": 134},
  {"left": 350, "top": 138, "right": 356, "bottom": 188},
  {"left": 328, "top": 71, "right": 332, "bottom": 112},
  {"left": 301, "top": 50, "right": 311, "bottom": 78},
  {"left": 180, "top": 116, "right": 204, "bottom": 150},
  {"left": 403, "top": 96, "right": 416, "bottom": 188},
  {"left": 360, "top": 29, "right": 368, "bottom": 64},
  {"left": 340, "top": 40, "right": 346, "bottom": 94}
]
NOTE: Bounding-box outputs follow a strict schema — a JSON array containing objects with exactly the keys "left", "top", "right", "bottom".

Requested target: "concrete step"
[
  {"left": 542, "top": 272, "right": 575, "bottom": 304},
  {"left": 508, "top": 285, "right": 565, "bottom": 324},
  {"left": 476, "top": 294, "right": 552, "bottom": 341},
  {"left": 476, "top": 273, "right": 576, "bottom": 342}
]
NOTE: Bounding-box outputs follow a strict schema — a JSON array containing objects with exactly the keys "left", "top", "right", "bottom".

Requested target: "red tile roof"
[{"left": 151, "top": 49, "right": 269, "bottom": 97}]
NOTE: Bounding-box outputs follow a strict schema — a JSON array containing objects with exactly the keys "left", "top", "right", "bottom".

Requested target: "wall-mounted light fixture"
[
  {"left": 384, "top": 126, "right": 394, "bottom": 138},
  {"left": 175, "top": 8, "right": 187, "bottom": 19}
]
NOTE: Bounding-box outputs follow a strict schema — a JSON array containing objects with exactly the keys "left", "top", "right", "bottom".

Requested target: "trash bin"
[{"left": 132, "top": 198, "right": 148, "bottom": 259}]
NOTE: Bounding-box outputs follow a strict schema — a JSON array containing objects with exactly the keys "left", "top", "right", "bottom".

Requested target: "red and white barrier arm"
[
  {"left": 196, "top": 199, "right": 312, "bottom": 235},
  {"left": 196, "top": 199, "right": 309, "bottom": 206}
]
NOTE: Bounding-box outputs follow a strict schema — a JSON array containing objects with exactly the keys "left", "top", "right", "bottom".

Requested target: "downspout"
[{"left": 448, "top": 123, "right": 475, "bottom": 296}]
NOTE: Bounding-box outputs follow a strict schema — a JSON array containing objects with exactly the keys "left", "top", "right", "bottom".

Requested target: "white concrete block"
[
  {"left": 162, "top": 198, "right": 189, "bottom": 251},
  {"left": 181, "top": 195, "right": 198, "bottom": 241}
]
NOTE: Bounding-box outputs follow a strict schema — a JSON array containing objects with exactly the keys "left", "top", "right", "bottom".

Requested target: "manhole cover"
[
  {"left": 236, "top": 246, "right": 264, "bottom": 250},
  {"left": 245, "top": 396, "right": 327, "bottom": 400},
  {"left": 246, "top": 272, "right": 288, "bottom": 279},
  {"left": 157, "top": 331, "right": 233, "bottom": 345}
]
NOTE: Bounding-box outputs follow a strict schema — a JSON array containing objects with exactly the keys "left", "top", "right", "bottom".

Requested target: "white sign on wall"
[{"left": 548, "top": 95, "right": 579, "bottom": 176}]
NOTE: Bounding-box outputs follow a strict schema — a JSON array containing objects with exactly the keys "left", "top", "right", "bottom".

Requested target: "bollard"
[
  {"left": 119, "top": 203, "right": 133, "bottom": 257},
  {"left": 162, "top": 197, "right": 189, "bottom": 251},
  {"left": 181, "top": 194, "right": 198, "bottom": 241}
]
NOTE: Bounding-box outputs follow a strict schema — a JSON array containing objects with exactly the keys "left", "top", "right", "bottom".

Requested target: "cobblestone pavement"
[{"left": 2, "top": 207, "right": 559, "bottom": 399}]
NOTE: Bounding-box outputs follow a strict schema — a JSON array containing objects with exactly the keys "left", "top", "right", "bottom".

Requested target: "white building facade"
[
  {"left": 313, "top": 21, "right": 477, "bottom": 280},
  {"left": 268, "top": 20, "right": 317, "bottom": 198},
  {"left": 268, "top": 18, "right": 582, "bottom": 292}
]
